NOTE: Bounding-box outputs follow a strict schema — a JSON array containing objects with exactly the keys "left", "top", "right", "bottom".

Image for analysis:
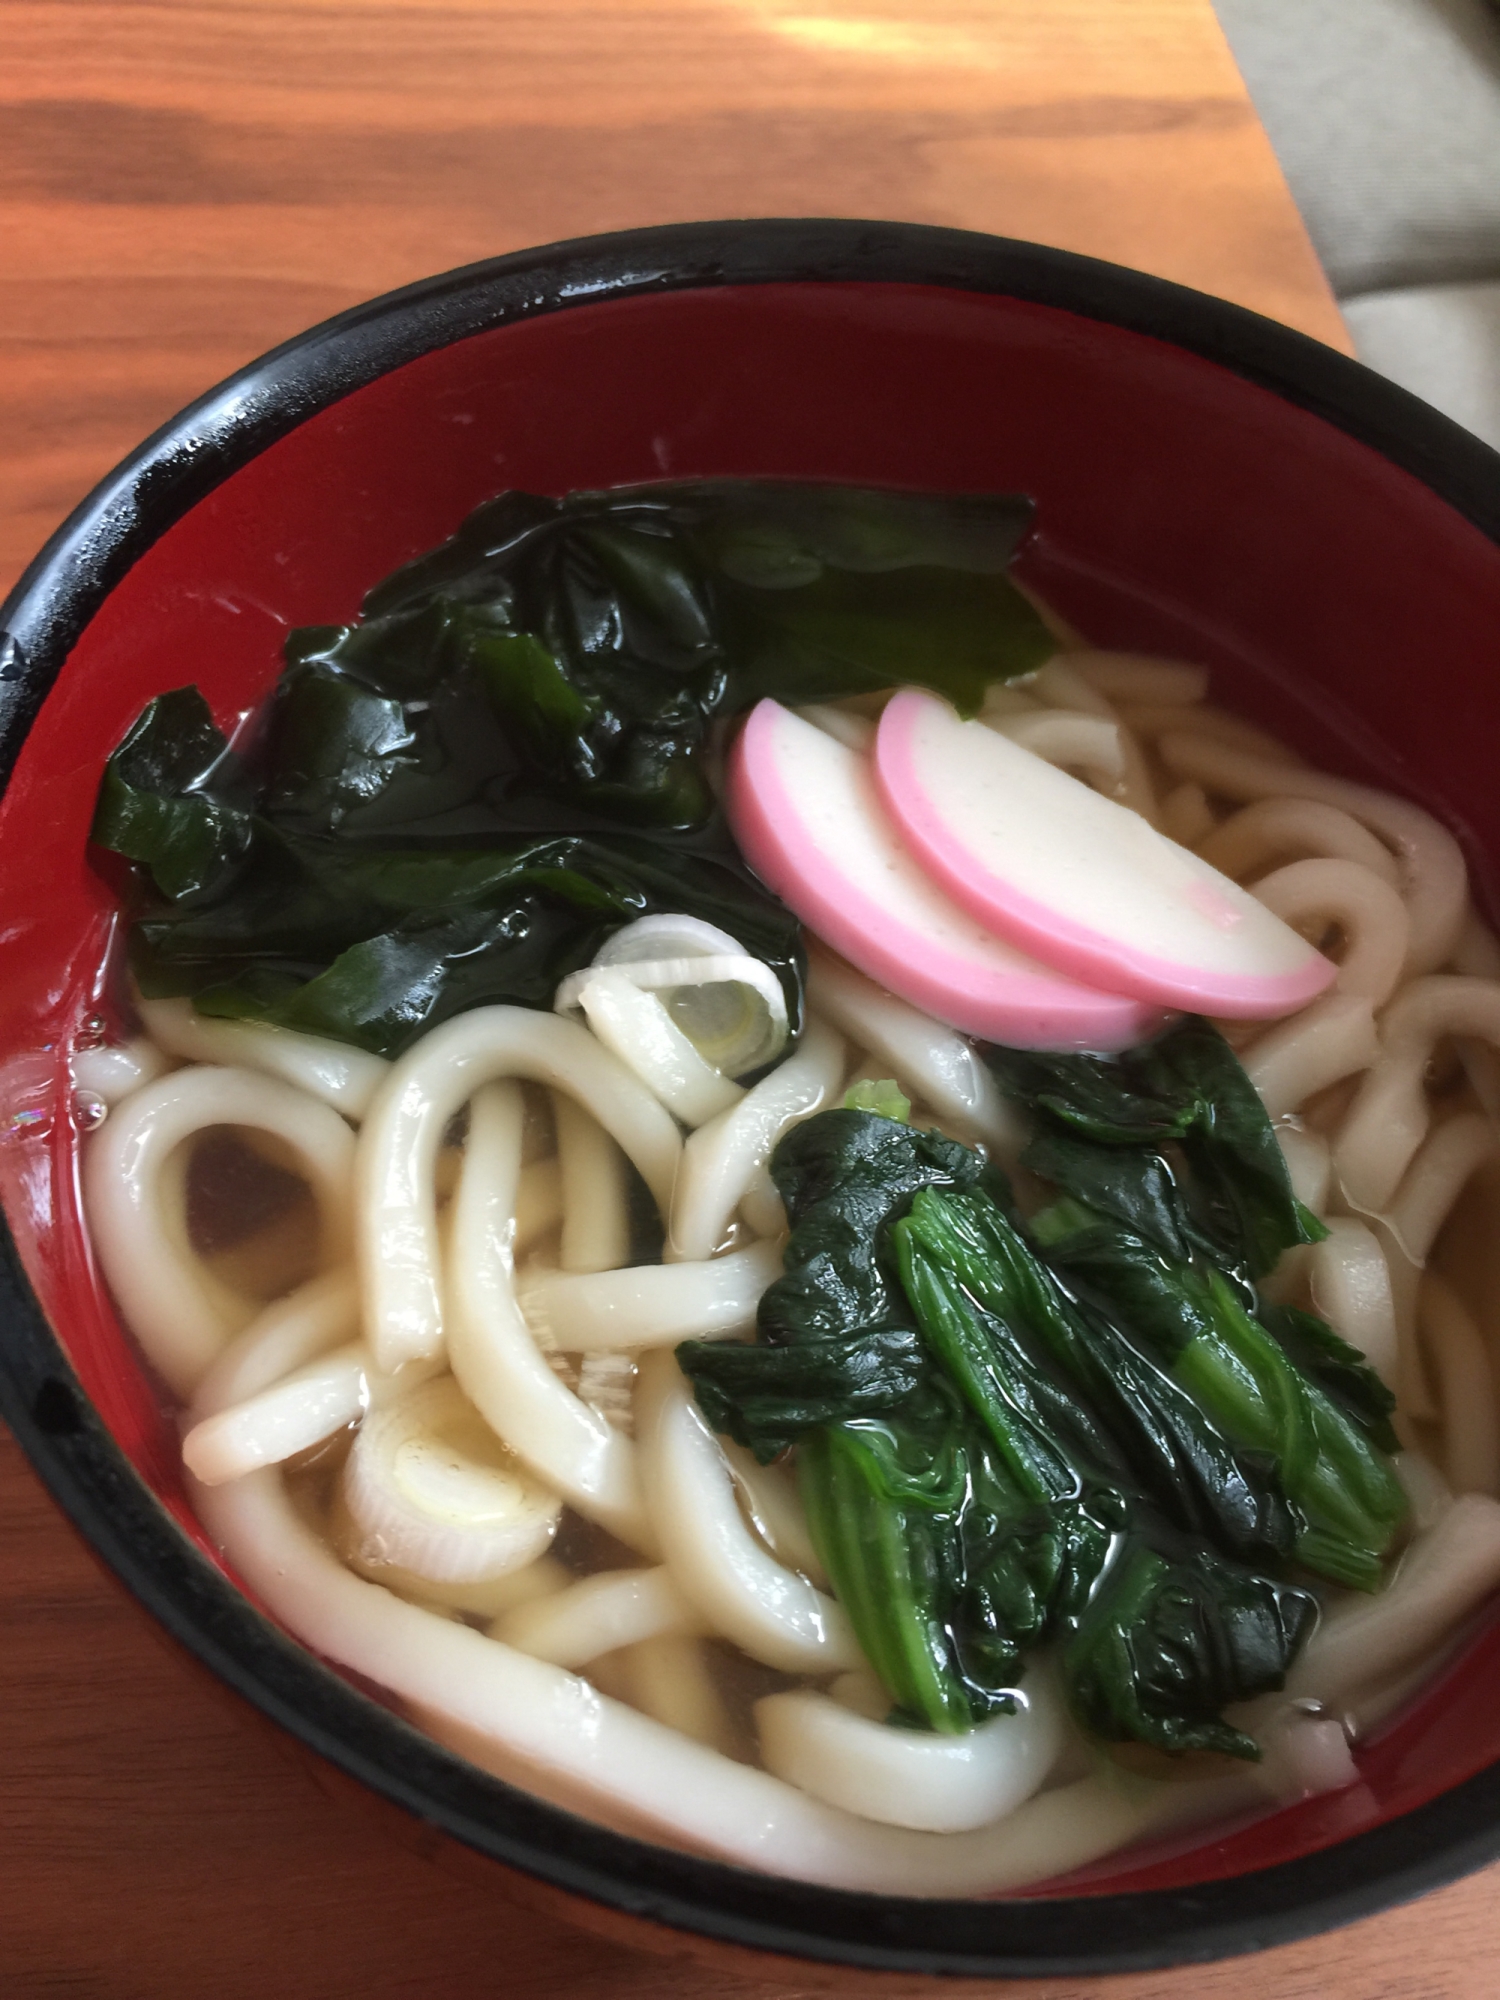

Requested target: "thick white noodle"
[
  {"left": 1157, "top": 735, "right": 1468, "bottom": 974},
  {"left": 635, "top": 1351, "right": 861, "bottom": 1673},
  {"left": 1030, "top": 658, "right": 1116, "bottom": 717},
  {"left": 1275, "top": 1125, "right": 1332, "bottom": 1215},
  {"left": 1123, "top": 704, "right": 1295, "bottom": 761},
  {"left": 1160, "top": 782, "right": 1215, "bottom": 849},
  {"left": 805, "top": 945, "right": 1022, "bottom": 1161},
  {"left": 71, "top": 1037, "right": 170, "bottom": 1106},
  {"left": 1253, "top": 1707, "right": 1359, "bottom": 1804},
  {"left": 576, "top": 970, "right": 743, "bottom": 1128},
  {"left": 138, "top": 995, "right": 390, "bottom": 1120},
  {"left": 1334, "top": 978, "right": 1500, "bottom": 1212},
  {"left": 495, "top": 1567, "right": 704, "bottom": 1668},
  {"left": 1387, "top": 1113, "right": 1498, "bottom": 1265},
  {"left": 989, "top": 712, "right": 1124, "bottom": 784},
  {"left": 1455, "top": 907, "right": 1500, "bottom": 980},
  {"left": 552, "top": 1092, "right": 630, "bottom": 1274},
  {"left": 1250, "top": 860, "right": 1410, "bottom": 1006},
  {"left": 352, "top": 1552, "right": 567, "bottom": 1622},
  {"left": 669, "top": 1016, "right": 844, "bottom": 1261},
  {"left": 576, "top": 1351, "right": 638, "bottom": 1433},
  {"left": 186, "top": 1277, "right": 444, "bottom": 1485},
  {"left": 794, "top": 703, "right": 876, "bottom": 753},
  {"left": 1012, "top": 669, "right": 1161, "bottom": 826},
  {"left": 739, "top": 1163, "right": 788, "bottom": 1240},
  {"left": 479, "top": 1557, "right": 572, "bottom": 1620},
  {"left": 446, "top": 1082, "right": 658, "bottom": 1556},
  {"left": 723, "top": 1440, "right": 827, "bottom": 1583},
  {"left": 191, "top": 1268, "right": 359, "bottom": 1416},
  {"left": 520, "top": 1238, "right": 783, "bottom": 1354},
  {"left": 514, "top": 1158, "right": 564, "bottom": 1256},
  {"left": 756, "top": 1675, "right": 1064, "bottom": 1834},
  {"left": 198, "top": 1457, "right": 1230, "bottom": 1892},
  {"left": 1067, "top": 651, "right": 1208, "bottom": 705},
  {"left": 356, "top": 1004, "right": 681, "bottom": 1371},
  {"left": 599, "top": 1635, "right": 733, "bottom": 1752},
  {"left": 183, "top": 1344, "right": 369, "bottom": 1485},
  {"left": 1240, "top": 993, "right": 1378, "bottom": 1122},
  {"left": 1285, "top": 1494, "right": 1500, "bottom": 1712},
  {"left": 1197, "top": 796, "right": 1403, "bottom": 890},
  {"left": 1366, "top": 1216, "right": 1438, "bottom": 1427},
  {"left": 1420, "top": 1274, "right": 1500, "bottom": 1498},
  {"left": 997, "top": 709, "right": 1159, "bottom": 827},
  {"left": 1450, "top": 912, "right": 1500, "bottom": 1116},
  {"left": 979, "top": 683, "right": 1045, "bottom": 721},
  {"left": 1396, "top": 1448, "right": 1455, "bottom": 1532},
  {"left": 1110, "top": 725, "right": 1163, "bottom": 833},
  {"left": 84, "top": 1064, "right": 356, "bottom": 1400},
  {"left": 1306, "top": 1218, "right": 1400, "bottom": 1388}
]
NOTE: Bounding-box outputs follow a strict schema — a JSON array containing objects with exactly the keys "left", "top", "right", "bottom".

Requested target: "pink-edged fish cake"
[
  {"left": 726, "top": 700, "right": 1166, "bottom": 1052},
  {"left": 874, "top": 688, "right": 1336, "bottom": 1017}
]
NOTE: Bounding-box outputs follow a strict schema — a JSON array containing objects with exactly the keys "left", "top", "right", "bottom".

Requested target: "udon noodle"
[{"left": 75, "top": 645, "right": 1500, "bottom": 1895}]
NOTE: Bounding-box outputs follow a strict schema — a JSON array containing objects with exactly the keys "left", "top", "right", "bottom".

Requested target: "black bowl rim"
[{"left": 5, "top": 217, "right": 1500, "bottom": 1982}]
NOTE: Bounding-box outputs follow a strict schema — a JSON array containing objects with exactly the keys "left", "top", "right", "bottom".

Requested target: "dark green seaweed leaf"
[
  {"left": 358, "top": 480, "right": 1053, "bottom": 830},
  {"left": 91, "top": 688, "right": 254, "bottom": 904},
  {"left": 129, "top": 829, "right": 802, "bottom": 1059},
  {"left": 95, "top": 480, "right": 1052, "bottom": 1053}
]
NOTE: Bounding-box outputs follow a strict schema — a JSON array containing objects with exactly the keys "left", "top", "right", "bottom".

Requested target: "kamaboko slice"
[
  {"left": 725, "top": 700, "right": 1161, "bottom": 1052},
  {"left": 341, "top": 1376, "right": 561, "bottom": 1584},
  {"left": 875, "top": 689, "right": 1335, "bottom": 1017}
]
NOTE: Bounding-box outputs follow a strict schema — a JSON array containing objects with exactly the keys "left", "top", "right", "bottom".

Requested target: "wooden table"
[{"left": 3, "top": 3, "right": 1478, "bottom": 1995}]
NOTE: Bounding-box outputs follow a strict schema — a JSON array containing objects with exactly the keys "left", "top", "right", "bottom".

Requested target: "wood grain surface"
[
  {"left": 4, "top": 3, "right": 1477, "bottom": 1996},
  {"left": 1, "top": 0, "right": 1351, "bottom": 595}
]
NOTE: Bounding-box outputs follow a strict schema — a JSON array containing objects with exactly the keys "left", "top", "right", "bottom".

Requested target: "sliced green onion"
[{"left": 554, "top": 913, "right": 790, "bottom": 1077}]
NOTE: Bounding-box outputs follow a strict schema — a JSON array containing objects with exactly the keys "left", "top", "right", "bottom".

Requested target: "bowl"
[{"left": 4, "top": 218, "right": 1500, "bottom": 1984}]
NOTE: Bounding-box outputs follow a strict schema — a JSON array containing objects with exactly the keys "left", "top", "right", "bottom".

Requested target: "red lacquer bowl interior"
[{"left": 4, "top": 277, "right": 1500, "bottom": 1901}]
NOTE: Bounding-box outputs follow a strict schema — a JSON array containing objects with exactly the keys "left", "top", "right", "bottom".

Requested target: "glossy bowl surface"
[{"left": 4, "top": 220, "right": 1500, "bottom": 1981}]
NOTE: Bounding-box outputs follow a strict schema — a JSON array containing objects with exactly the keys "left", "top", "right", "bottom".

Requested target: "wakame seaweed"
[
  {"left": 91, "top": 480, "right": 1054, "bottom": 1053},
  {"left": 95, "top": 680, "right": 801, "bottom": 1056},
  {"left": 362, "top": 480, "right": 1053, "bottom": 834}
]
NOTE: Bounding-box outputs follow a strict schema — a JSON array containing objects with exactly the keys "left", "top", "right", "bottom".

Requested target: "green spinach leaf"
[
  {"left": 679, "top": 1109, "right": 1324, "bottom": 1753},
  {"left": 987, "top": 1016, "right": 1325, "bottom": 1278}
]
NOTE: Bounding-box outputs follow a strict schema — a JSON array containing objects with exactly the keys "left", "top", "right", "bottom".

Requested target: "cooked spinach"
[
  {"left": 680, "top": 1110, "right": 992, "bottom": 1461},
  {"left": 986, "top": 1016, "right": 1326, "bottom": 1278},
  {"left": 678, "top": 1015, "right": 1407, "bottom": 1752},
  {"left": 989, "top": 1020, "right": 1401, "bottom": 1586},
  {"left": 898, "top": 1201, "right": 1315, "bottom": 1756},
  {"left": 678, "top": 1108, "right": 1328, "bottom": 1751},
  {"left": 906, "top": 1187, "right": 1299, "bottom": 1574}
]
